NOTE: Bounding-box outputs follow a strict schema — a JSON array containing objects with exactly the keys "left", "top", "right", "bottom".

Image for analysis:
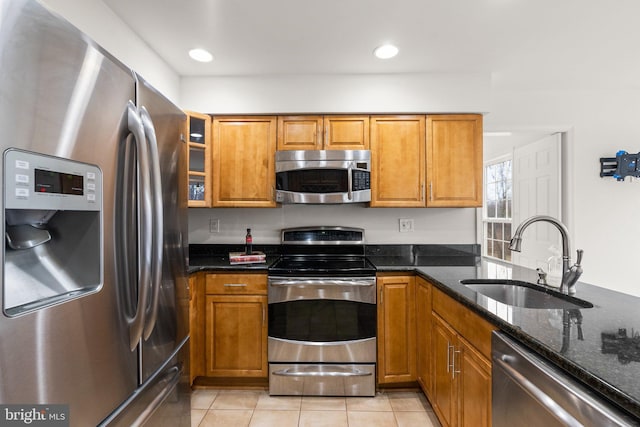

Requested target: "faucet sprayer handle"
[
  {"left": 536, "top": 268, "right": 548, "bottom": 285},
  {"left": 576, "top": 249, "right": 584, "bottom": 266}
]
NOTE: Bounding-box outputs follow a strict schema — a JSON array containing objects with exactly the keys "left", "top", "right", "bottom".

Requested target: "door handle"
[
  {"left": 272, "top": 368, "right": 372, "bottom": 377},
  {"left": 140, "top": 106, "right": 164, "bottom": 341},
  {"left": 347, "top": 164, "right": 353, "bottom": 201},
  {"left": 494, "top": 357, "right": 581, "bottom": 425},
  {"left": 126, "top": 101, "right": 152, "bottom": 351},
  {"left": 446, "top": 341, "right": 459, "bottom": 378},
  {"left": 452, "top": 348, "right": 461, "bottom": 379}
]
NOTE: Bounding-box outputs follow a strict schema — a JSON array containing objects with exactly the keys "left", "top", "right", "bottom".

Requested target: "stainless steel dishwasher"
[{"left": 492, "top": 332, "right": 637, "bottom": 426}]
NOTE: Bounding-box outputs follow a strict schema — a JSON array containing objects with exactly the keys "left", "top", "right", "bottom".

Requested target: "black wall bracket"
[{"left": 600, "top": 151, "right": 640, "bottom": 181}]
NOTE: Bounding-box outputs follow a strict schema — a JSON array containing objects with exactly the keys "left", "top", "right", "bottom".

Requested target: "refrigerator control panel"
[{"left": 4, "top": 149, "right": 102, "bottom": 211}]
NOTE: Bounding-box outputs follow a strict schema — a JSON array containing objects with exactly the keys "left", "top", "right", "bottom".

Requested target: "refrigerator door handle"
[
  {"left": 127, "top": 101, "right": 153, "bottom": 351},
  {"left": 129, "top": 365, "right": 181, "bottom": 427},
  {"left": 139, "top": 106, "right": 164, "bottom": 340}
]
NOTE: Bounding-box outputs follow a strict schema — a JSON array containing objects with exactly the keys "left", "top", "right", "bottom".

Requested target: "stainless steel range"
[{"left": 268, "top": 226, "right": 377, "bottom": 396}]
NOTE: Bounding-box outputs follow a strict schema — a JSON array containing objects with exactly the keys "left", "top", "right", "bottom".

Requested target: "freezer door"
[
  {"left": 0, "top": 0, "right": 138, "bottom": 425},
  {"left": 135, "top": 76, "right": 189, "bottom": 384},
  {"left": 99, "top": 343, "right": 190, "bottom": 427}
]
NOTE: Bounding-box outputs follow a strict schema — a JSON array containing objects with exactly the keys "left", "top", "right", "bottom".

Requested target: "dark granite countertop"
[
  {"left": 380, "top": 259, "right": 640, "bottom": 421},
  {"left": 188, "top": 244, "right": 280, "bottom": 274},
  {"left": 188, "top": 243, "right": 640, "bottom": 420},
  {"left": 188, "top": 243, "right": 480, "bottom": 273}
]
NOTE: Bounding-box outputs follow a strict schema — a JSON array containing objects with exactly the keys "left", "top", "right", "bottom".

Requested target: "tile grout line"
[{"left": 192, "top": 391, "right": 434, "bottom": 427}]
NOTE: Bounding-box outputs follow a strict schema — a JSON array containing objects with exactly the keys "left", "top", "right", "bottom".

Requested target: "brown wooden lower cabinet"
[
  {"left": 190, "top": 272, "right": 268, "bottom": 382},
  {"left": 205, "top": 294, "right": 267, "bottom": 377},
  {"left": 430, "top": 286, "right": 495, "bottom": 427},
  {"left": 376, "top": 274, "right": 416, "bottom": 384},
  {"left": 432, "top": 313, "right": 458, "bottom": 426},
  {"left": 416, "top": 277, "right": 433, "bottom": 398},
  {"left": 458, "top": 335, "right": 492, "bottom": 427}
]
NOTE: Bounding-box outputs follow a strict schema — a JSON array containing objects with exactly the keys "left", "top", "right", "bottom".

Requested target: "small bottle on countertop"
[{"left": 245, "top": 228, "right": 253, "bottom": 255}]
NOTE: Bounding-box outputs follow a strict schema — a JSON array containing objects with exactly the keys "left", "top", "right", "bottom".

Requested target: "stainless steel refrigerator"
[{"left": 0, "top": 0, "right": 190, "bottom": 426}]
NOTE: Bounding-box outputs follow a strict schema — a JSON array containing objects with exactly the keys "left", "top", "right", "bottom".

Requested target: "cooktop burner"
[
  {"left": 268, "top": 226, "right": 376, "bottom": 277},
  {"left": 269, "top": 255, "right": 376, "bottom": 276}
]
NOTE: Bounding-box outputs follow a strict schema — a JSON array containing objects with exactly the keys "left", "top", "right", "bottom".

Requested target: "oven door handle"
[
  {"left": 272, "top": 368, "right": 373, "bottom": 377},
  {"left": 268, "top": 278, "right": 376, "bottom": 287},
  {"left": 347, "top": 163, "right": 353, "bottom": 201}
]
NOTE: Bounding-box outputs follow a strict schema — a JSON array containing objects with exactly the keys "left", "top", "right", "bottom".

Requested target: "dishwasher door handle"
[{"left": 494, "top": 356, "right": 582, "bottom": 427}]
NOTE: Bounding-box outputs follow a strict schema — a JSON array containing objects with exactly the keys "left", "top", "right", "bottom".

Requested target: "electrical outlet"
[
  {"left": 209, "top": 218, "right": 220, "bottom": 233},
  {"left": 399, "top": 218, "right": 414, "bottom": 233}
]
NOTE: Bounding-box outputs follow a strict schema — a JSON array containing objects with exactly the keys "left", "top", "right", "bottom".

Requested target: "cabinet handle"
[
  {"left": 429, "top": 182, "right": 433, "bottom": 201},
  {"left": 446, "top": 341, "right": 453, "bottom": 373},
  {"left": 224, "top": 283, "right": 248, "bottom": 287},
  {"left": 452, "top": 348, "right": 461, "bottom": 379},
  {"left": 421, "top": 183, "right": 425, "bottom": 201}
]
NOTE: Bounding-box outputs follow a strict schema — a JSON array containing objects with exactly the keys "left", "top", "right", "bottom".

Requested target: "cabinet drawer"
[
  {"left": 432, "top": 287, "right": 496, "bottom": 359},
  {"left": 206, "top": 273, "right": 267, "bottom": 295}
]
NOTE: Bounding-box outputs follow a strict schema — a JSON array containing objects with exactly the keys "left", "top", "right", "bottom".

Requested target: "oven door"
[{"left": 267, "top": 276, "right": 376, "bottom": 363}]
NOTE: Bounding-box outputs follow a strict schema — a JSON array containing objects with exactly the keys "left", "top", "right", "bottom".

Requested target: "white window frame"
[{"left": 482, "top": 155, "right": 513, "bottom": 263}]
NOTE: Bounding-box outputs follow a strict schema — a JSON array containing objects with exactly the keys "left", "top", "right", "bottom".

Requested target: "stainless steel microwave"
[{"left": 275, "top": 150, "right": 371, "bottom": 204}]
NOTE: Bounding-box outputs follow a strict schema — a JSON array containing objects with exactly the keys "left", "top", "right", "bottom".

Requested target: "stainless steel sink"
[{"left": 460, "top": 279, "right": 593, "bottom": 309}]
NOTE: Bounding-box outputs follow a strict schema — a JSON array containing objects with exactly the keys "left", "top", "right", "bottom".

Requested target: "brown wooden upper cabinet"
[
  {"left": 276, "top": 115, "right": 370, "bottom": 151},
  {"left": 370, "top": 114, "right": 483, "bottom": 208},
  {"left": 426, "top": 114, "right": 483, "bottom": 207},
  {"left": 186, "top": 111, "right": 212, "bottom": 207},
  {"left": 370, "top": 115, "right": 426, "bottom": 207},
  {"left": 212, "top": 116, "right": 277, "bottom": 207}
]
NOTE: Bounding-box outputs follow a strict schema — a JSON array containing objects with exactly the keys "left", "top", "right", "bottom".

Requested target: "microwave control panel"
[{"left": 352, "top": 170, "right": 370, "bottom": 191}]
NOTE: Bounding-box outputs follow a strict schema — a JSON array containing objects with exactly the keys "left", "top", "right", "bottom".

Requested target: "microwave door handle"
[
  {"left": 347, "top": 163, "right": 353, "bottom": 201},
  {"left": 139, "top": 106, "right": 164, "bottom": 341},
  {"left": 126, "top": 101, "right": 152, "bottom": 351}
]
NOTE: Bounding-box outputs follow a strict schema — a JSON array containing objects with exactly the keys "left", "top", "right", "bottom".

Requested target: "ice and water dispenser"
[{"left": 3, "top": 149, "right": 102, "bottom": 316}]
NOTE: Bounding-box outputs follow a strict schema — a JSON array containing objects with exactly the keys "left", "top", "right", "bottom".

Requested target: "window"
[{"left": 484, "top": 158, "right": 512, "bottom": 262}]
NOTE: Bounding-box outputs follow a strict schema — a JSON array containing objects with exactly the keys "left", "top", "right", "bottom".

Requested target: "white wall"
[
  {"left": 486, "top": 87, "right": 640, "bottom": 297},
  {"left": 188, "top": 205, "right": 477, "bottom": 246},
  {"left": 179, "top": 73, "right": 490, "bottom": 114},
  {"left": 40, "top": 0, "right": 180, "bottom": 103}
]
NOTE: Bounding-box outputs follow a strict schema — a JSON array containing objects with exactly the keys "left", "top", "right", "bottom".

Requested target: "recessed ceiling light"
[
  {"left": 188, "top": 48, "right": 213, "bottom": 63},
  {"left": 373, "top": 44, "right": 399, "bottom": 59}
]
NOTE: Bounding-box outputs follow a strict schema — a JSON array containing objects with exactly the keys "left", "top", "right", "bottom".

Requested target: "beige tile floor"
[{"left": 191, "top": 389, "right": 442, "bottom": 427}]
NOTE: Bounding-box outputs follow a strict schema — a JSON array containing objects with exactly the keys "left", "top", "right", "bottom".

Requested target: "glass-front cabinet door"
[{"left": 186, "top": 111, "right": 211, "bottom": 207}]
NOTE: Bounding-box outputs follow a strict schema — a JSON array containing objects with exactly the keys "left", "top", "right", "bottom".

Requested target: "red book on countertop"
[{"left": 229, "top": 251, "right": 266, "bottom": 265}]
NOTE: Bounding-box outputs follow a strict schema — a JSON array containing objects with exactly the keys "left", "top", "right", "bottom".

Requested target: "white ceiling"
[{"left": 102, "top": 0, "right": 640, "bottom": 88}]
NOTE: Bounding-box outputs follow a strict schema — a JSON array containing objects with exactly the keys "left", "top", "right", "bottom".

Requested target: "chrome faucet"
[{"left": 509, "top": 215, "right": 583, "bottom": 295}]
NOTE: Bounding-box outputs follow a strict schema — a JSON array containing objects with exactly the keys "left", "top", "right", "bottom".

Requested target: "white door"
[{"left": 511, "top": 134, "right": 562, "bottom": 271}]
